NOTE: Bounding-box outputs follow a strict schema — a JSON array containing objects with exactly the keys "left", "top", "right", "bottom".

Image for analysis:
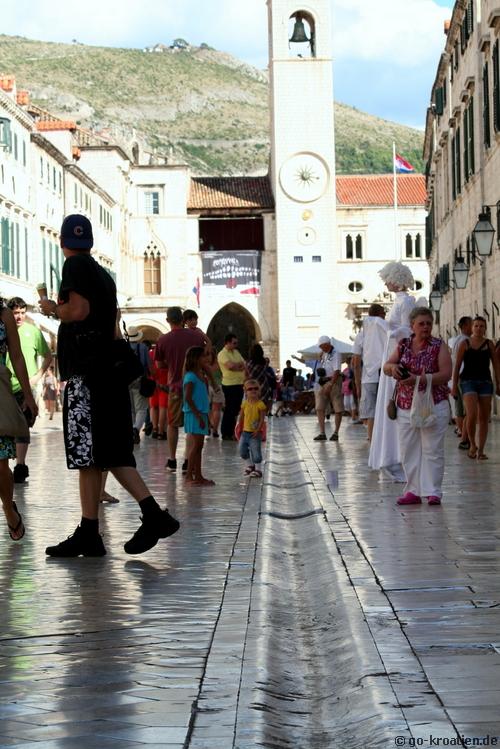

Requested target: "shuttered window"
[
  {"left": 493, "top": 40, "right": 500, "bottom": 133},
  {"left": 483, "top": 62, "right": 491, "bottom": 148},
  {"left": 144, "top": 252, "right": 162, "bottom": 295}
]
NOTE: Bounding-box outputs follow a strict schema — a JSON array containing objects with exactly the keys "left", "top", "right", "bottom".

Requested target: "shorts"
[
  {"left": 460, "top": 379, "right": 494, "bottom": 397},
  {"left": 150, "top": 387, "right": 168, "bottom": 409},
  {"left": 209, "top": 385, "right": 225, "bottom": 405},
  {"left": 168, "top": 391, "right": 184, "bottom": 428},
  {"left": 314, "top": 380, "right": 344, "bottom": 414},
  {"left": 14, "top": 391, "right": 30, "bottom": 445},
  {"left": 63, "top": 375, "right": 136, "bottom": 470},
  {"left": 359, "top": 382, "right": 379, "bottom": 420},
  {"left": 184, "top": 411, "right": 209, "bottom": 435}
]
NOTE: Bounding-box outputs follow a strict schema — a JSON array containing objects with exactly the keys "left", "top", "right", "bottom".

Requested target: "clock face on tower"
[{"left": 279, "top": 152, "right": 330, "bottom": 203}]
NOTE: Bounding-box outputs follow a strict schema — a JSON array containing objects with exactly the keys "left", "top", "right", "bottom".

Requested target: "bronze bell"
[{"left": 289, "top": 15, "right": 310, "bottom": 44}]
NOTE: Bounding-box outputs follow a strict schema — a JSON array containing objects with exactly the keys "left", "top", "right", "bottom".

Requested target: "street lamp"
[
  {"left": 429, "top": 288, "right": 443, "bottom": 312},
  {"left": 452, "top": 256, "right": 469, "bottom": 289},
  {"left": 473, "top": 208, "right": 495, "bottom": 257}
]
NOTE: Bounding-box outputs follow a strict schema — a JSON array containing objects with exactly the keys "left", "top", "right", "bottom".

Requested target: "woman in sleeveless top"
[
  {"left": 0, "top": 299, "right": 38, "bottom": 540},
  {"left": 384, "top": 307, "right": 451, "bottom": 505},
  {"left": 451, "top": 316, "right": 500, "bottom": 460}
]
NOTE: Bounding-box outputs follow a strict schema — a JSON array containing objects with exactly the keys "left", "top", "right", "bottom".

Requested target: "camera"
[
  {"left": 398, "top": 366, "right": 410, "bottom": 380},
  {"left": 316, "top": 367, "right": 330, "bottom": 386}
]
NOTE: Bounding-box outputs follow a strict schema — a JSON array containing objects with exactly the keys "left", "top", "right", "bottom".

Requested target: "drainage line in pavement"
[{"left": 294, "top": 422, "right": 464, "bottom": 743}]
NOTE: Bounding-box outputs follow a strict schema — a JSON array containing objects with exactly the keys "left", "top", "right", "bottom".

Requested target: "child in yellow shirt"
[{"left": 237, "top": 379, "right": 267, "bottom": 478}]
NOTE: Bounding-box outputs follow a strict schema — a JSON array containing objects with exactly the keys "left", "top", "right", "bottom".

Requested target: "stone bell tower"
[{"left": 267, "top": 0, "right": 338, "bottom": 364}]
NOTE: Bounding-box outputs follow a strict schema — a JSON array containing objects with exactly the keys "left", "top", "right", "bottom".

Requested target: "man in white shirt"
[
  {"left": 352, "top": 304, "right": 387, "bottom": 442},
  {"left": 313, "top": 336, "right": 343, "bottom": 441},
  {"left": 450, "top": 315, "right": 472, "bottom": 449}
]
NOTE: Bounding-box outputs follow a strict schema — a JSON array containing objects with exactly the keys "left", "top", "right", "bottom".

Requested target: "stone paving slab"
[
  {"left": 1, "top": 411, "right": 500, "bottom": 747},
  {"left": 295, "top": 413, "right": 500, "bottom": 747}
]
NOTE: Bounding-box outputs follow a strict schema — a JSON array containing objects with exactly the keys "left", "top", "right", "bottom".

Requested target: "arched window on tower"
[
  {"left": 288, "top": 11, "right": 316, "bottom": 58},
  {"left": 144, "top": 243, "right": 162, "bottom": 295}
]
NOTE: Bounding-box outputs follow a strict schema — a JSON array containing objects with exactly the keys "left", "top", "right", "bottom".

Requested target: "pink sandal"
[
  {"left": 396, "top": 492, "right": 421, "bottom": 505},
  {"left": 427, "top": 496, "right": 441, "bottom": 505}
]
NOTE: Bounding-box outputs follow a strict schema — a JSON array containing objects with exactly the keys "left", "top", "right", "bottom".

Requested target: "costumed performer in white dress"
[{"left": 368, "top": 262, "right": 416, "bottom": 482}]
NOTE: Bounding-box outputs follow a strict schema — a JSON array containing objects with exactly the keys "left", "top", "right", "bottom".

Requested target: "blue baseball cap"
[{"left": 60, "top": 214, "right": 94, "bottom": 250}]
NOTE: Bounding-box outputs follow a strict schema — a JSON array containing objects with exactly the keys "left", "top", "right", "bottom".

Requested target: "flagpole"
[{"left": 393, "top": 142, "right": 399, "bottom": 261}]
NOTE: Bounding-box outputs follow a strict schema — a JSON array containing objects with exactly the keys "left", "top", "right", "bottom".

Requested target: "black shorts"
[{"left": 63, "top": 374, "right": 135, "bottom": 470}]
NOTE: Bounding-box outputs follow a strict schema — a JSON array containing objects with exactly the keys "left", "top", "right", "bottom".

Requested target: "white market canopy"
[{"left": 297, "top": 337, "right": 354, "bottom": 360}]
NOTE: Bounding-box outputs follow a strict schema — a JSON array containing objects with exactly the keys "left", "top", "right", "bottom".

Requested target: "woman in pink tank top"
[{"left": 383, "top": 307, "right": 452, "bottom": 507}]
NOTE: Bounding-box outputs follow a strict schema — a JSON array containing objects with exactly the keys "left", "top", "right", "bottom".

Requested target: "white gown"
[{"left": 368, "top": 292, "right": 416, "bottom": 476}]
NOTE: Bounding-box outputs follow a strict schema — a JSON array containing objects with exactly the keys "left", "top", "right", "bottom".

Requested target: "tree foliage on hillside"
[{"left": 0, "top": 34, "right": 424, "bottom": 176}]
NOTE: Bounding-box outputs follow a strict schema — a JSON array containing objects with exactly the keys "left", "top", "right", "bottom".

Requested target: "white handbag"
[{"left": 409, "top": 374, "right": 437, "bottom": 428}]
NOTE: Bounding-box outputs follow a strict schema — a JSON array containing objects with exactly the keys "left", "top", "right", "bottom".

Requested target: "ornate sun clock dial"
[{"left": 279, "top": 152, "right": 330, "bottom": 203}]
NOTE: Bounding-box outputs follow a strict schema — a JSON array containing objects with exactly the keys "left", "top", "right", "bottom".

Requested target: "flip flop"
[
  {"left": 7, "top": 501, "right": 25, "bottom": 541},
  {"left": 477, "top": 453, "right": 488, "bottom": 461},
  {"left": 467, "top": 449, "right": 477, "bottom": 459},
  {"left": 99, "top": 494, "right": 120, "bottom": 504}
]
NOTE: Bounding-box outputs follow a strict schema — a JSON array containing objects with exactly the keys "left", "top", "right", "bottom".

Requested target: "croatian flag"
[
  {"left": 192, "top": 277, "right": 200, "bottom": 307},
  {"left": 394, "top": 154, "right": 415, "bottom": 173}
]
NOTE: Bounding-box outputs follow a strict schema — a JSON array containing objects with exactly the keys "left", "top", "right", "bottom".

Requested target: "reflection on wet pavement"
[{"left": 0, "top": 414, "right": 499, "bottom": 747}]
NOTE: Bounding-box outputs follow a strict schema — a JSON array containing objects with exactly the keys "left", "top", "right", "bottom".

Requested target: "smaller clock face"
[{"left": 279, "top": 152, "right": 330, "bottom": 203}]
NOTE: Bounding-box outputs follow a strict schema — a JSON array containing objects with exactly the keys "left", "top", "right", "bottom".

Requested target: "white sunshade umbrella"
[{"left": 297, "top": 337, "right": 354, "bottom": 359}]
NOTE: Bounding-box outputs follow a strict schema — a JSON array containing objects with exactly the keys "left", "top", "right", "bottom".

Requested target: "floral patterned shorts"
[{"left": 63, "top": 375, "right": 135, "bottom": 470}]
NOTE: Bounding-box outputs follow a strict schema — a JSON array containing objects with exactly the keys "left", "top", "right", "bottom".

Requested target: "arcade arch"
[{"left": 207, "top": 303, "right": 261, "bottom": 359}]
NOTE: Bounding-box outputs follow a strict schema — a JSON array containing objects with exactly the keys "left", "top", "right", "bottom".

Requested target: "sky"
[{"left": 1, "top": 0, "right": 456, "bottom": 130}]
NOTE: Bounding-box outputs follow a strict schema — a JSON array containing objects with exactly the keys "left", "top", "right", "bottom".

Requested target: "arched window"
[
  {"left": 144, "top": 243, "right": 162, "bottom": 295},
  {"left": 288, "top": 11, "right": 316, "bottom": 58},
  {"left": 405, "top": 233, "right": 413, "bottom": 258},
  {"left": 415, "top": 233, "right": 422, "bottom": 258},
  {"left": 355, "top": 234, "right": 363, "bottom": 259},
  {"left": 345, "top": 234, "right": 353, "bottom": 260}
]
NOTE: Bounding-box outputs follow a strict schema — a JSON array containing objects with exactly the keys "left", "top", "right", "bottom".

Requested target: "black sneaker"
[
  {"left": 330, "top": 432, "right": 339, "bottom": 441},
  {"left": 124, "top": 510, "right": 180, "bottom": 555},
  {"left": 144, "top": 423, "right": 153, "bottom": 436},
  {"left": 151, "top": 430, "right": 158, "bottom": 439},
  {"left": 132, "top": 428, "right": 140, "bottom": 445},
  {"left": 181, "top": 460, "right": 188, "bottom": 474},
  {"left": 458, "top": 440, "right": 470, "bottom": 450},
  {"left": 13, "top": 463, "right": 29, "bottom": 483},
  {"left": 45, "top": 526, "right": 107, "bottom": 557},
  {"left": 165, "top": 459, "right": 177, "bottom": 472},
  {"left": 313, "top": 433, "right": 327, "bottom": 441}
]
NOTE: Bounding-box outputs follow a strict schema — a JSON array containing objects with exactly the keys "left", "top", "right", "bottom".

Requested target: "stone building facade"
[
  {"left": 424, "top": 0, "right": 500, "bottom": 339},
  {"left": 1, "top": 2, "right": 429, "bottom": 365}
]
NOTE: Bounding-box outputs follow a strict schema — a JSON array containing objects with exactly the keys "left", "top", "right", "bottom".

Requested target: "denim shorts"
[{"left": 460, "top": 379, "right": 494, "bottom": 397}]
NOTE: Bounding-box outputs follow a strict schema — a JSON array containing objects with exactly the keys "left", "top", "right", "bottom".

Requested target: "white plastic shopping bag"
[{"left": 409, "top": 374, "right": 437, "bottom": 428}]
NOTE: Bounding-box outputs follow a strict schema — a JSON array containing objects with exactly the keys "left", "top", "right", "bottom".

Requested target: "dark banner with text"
[{"left": 201, "top": 251, "right": 261, "bottom": 294}]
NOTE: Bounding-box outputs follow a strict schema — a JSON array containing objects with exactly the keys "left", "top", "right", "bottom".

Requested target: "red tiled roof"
[
  {"left": 36, "top": 120, "right": 77, "bottom": 132},
  {"left": 189, "top": 177, "right": 274, "bottom": 212},
  {"left": 336, "top": 174, "right": 426, "bottom": 207}
]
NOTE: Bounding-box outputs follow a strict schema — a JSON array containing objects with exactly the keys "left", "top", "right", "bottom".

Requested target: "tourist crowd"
[{"left": 1, "top": 216, "right": 500, "bottom": 553}]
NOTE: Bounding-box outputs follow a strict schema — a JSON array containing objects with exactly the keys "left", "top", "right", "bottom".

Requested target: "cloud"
[
  {"left": 0, "top": 0, "right": 450, "bottom": 126},
  {"left": 333, "top": 0, "right": 450, "bottom": 68}
]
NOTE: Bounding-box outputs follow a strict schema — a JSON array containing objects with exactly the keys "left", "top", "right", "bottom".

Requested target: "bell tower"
[{"left": 267, "top": 0, "right": 338, "bottom": 364}]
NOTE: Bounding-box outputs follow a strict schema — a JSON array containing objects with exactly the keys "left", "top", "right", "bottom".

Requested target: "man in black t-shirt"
[
  {"left": 281, "top": 359, "right": 297, "bottom": 413},
  {"left": 40, "top": 214, "right": 179, "bottom": 557}
]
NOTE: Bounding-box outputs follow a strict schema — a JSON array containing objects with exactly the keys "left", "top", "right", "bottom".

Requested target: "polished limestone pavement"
[{"left": 0, "top": 411, "right": 499, "bottom": 748}]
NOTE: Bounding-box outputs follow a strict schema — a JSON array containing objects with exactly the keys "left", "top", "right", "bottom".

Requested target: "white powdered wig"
[{"left": 378, "top": 262, "right": 415, "bottom": 290}]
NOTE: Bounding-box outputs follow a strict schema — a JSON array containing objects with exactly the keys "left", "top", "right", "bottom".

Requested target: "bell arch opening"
[
  {"left": 288, "top": 11, "right": 316, "bottom": 58},
  {"left": 207, "top": 303, "right": 261, "bottom": 359}
]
